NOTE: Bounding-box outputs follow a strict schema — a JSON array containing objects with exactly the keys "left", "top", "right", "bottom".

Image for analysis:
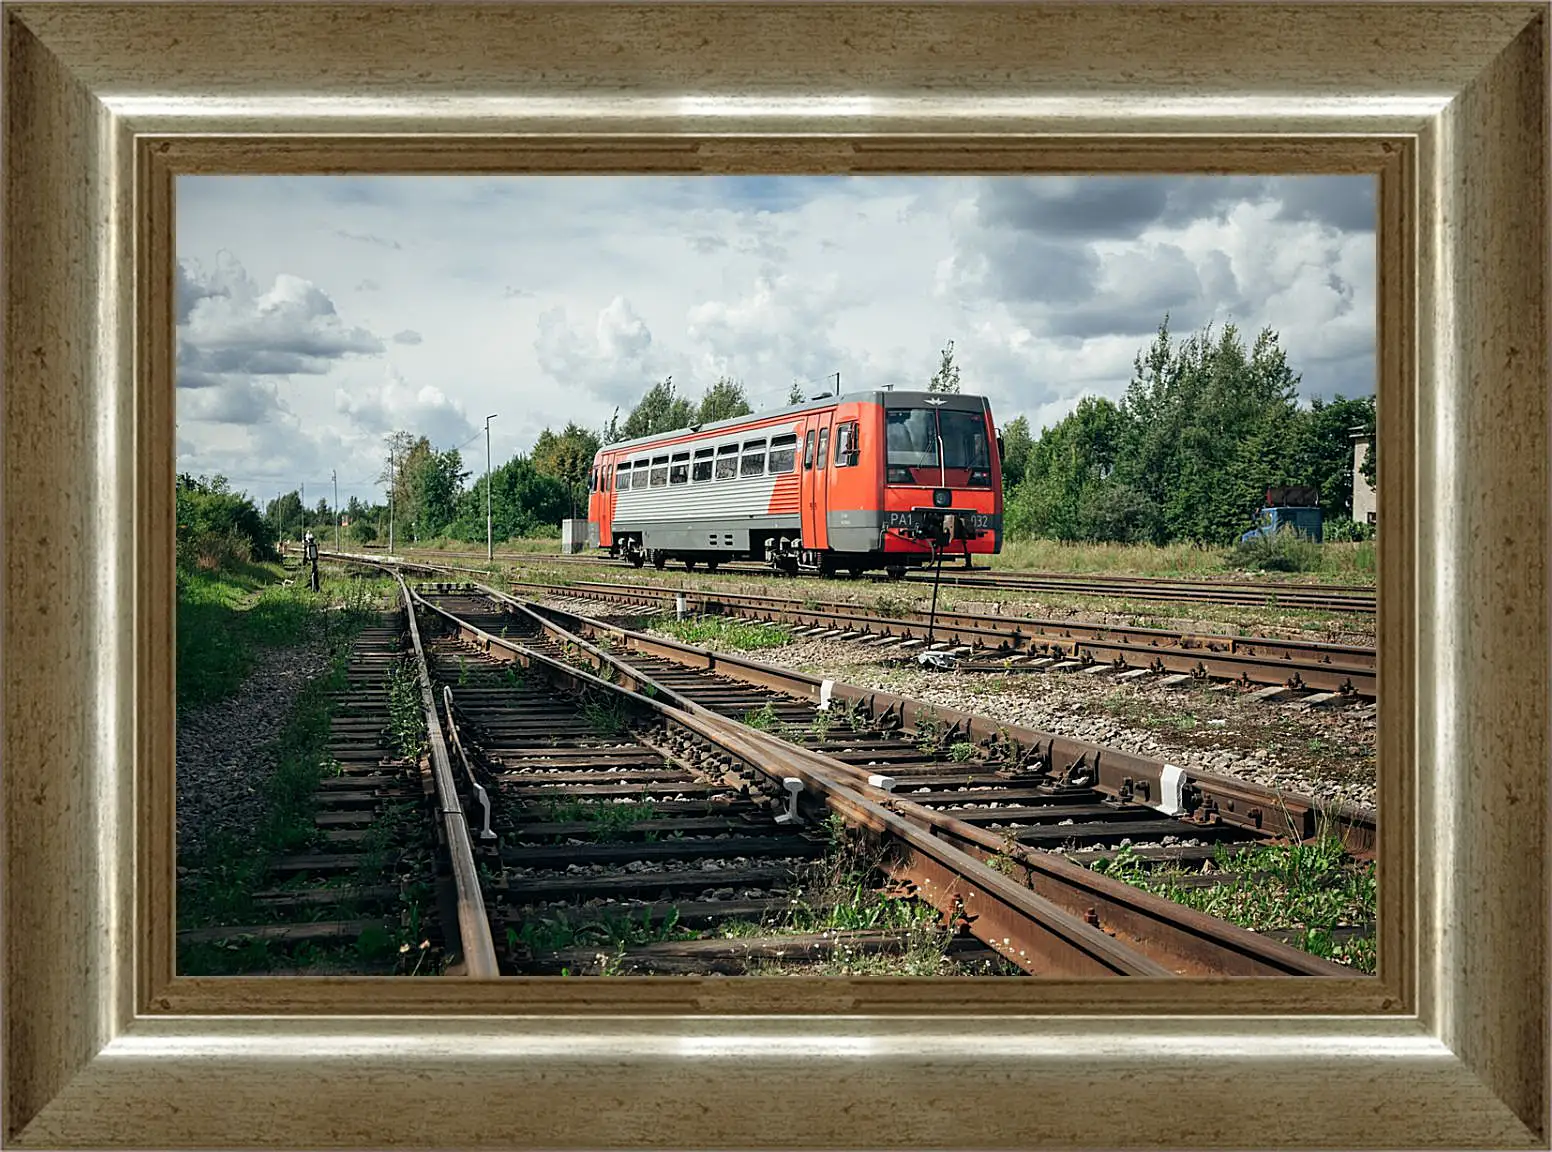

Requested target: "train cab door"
[{"left": 801, "top": 413, "right": 833, "bottom": 551}]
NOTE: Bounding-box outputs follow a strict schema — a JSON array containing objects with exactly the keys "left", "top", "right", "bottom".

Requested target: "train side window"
[
  {"left": 649, "top": 455, "right": 669, "bottom": 487},
  {"left": 691, "top": 447, "right": 714, "bottom": 482},
  {"left": 669, "top": 451, "right": 690, "bottom": 485},
  {"left": 768, "top": 434, "right": 798, "bottom": 474},
  {"left": 615, "top": 464, "right": 629, "bottom": 491},
  {"left": 816, "top": 428, "right": 830, "bottom": 471},
  {"left": 740, "top": 439, "right": 767, "bottom": 477},
  {"left": 803, "top": 429, "right": 816, "bottom": 469},
  {"left": 714, "top": 444, "right": 739, "bottom": 480},
  {"left": 834, "top": 422, "right": 859, "bottom": 468},
  {"left": 632, "top": 462, "right": 650, "bottom": 490}
]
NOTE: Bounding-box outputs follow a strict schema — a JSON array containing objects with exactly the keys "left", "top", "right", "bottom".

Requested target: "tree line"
[
  {"left": 177, "top": 326, "right": 1369, "bottom": 566},
  {"left": 998, "top": 318, "right": 1376, "bottom": 547}
]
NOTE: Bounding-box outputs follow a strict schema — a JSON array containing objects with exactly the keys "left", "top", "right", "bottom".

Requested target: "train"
[{"left": 585, "top": 389, "right": 1005, "bottom": 578}]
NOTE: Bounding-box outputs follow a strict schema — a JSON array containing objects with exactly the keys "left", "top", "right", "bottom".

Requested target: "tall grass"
[{"left": 991, "top": 536, "right": 1376, "bottom": 583}]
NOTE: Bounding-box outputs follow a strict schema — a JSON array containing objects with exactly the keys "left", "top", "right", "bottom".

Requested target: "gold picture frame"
[{"left": 3, "top": 2, "right": 1546, "bottom": 1146}]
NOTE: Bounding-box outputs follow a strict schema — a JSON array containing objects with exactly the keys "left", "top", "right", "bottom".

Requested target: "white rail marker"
[
  {"left": 1154, "top": 764, "right": 1187, "bottom": 816},
  {"left": 818, "top": 679, "right": 835, "bottom": 711}
]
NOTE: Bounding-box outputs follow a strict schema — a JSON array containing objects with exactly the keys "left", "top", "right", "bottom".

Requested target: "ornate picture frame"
[{"left": 3, "top": 2, "right": 1546, "bottom": 1146}]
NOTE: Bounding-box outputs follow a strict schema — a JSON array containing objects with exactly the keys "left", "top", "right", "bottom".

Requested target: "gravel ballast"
[
  {"left": 545, "top": 595, "right": 1378, "bottom": 812},
  {"left": 176, "top": 639, "right": 332, "bottom": 862}
]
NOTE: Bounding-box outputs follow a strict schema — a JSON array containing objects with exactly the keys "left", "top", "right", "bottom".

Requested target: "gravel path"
[
  {"left": 176, "top": 639, "right": 332, "bottom": 863},
  {"left": 547, "top": 595, "right": 1378, "bottom": 812}
]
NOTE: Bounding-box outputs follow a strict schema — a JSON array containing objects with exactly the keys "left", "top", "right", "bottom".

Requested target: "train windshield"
[{"left": 886, "top": 406, "right": 991, "bottom": 482}]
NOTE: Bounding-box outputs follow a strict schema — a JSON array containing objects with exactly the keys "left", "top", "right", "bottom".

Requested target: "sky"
[{"left": 175, "top": 174, "right": 1376, "bottom": 508}]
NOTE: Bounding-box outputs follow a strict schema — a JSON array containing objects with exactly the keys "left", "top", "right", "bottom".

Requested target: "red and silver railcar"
[{"left": 585, "top": 390, "right": 1004, "bottom": 577}]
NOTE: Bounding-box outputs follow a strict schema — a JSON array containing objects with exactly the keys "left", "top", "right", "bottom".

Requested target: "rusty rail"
[
  {"left": 404, "top": 579, "right": 1356, "bottom": 978},
  {"left": 394, "top": 573, "right": 501, "bottom": 977}
]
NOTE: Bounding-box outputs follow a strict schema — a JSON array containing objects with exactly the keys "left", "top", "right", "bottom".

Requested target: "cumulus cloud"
[
  {"left": 534, "top": 296, "right": 667, "bottom": 407},
  {"left": 175, "top": 173, "right": 1375, "bottom": 505},
  {"left": 945, "top": 175, "right": 1375, "bottom": 404},
  {"left": 334, "top": 365, "right": 475, "bottom": 450},
  {"left": 177, "top": 253, "right": 384, "bottom": 398}
]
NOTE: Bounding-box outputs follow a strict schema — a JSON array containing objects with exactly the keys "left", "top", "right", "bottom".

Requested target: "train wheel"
[
  {"left": 705, "top": 560, "right": 719, "bottom": 573},
  {"left": 629, "top": 550, "right": 645, "bottom": 568},
  {"left": 885, "top": 566, "right": 906, "bottom": 581},
  {"left": 652, "top": 551, "right": 667, "bottom": 570},
  {"left": 684, "top": 559, "right": 697, "bottom": 572}
]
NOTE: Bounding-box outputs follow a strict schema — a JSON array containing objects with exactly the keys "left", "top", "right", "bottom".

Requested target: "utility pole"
[
  {"left": 387, "top": 449, "right": 395, "bottom": 554},
  {"left": 300, "top": 481, "right": 306, "bottom": 539},
  {"left": 332, "top": 468, "right": 339, "bottom": 551},
  {"left": 485, "top": 413, "right": 498, "bottom": 564}
]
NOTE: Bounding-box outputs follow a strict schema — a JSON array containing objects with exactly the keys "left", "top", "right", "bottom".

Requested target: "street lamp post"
[{"left": 485, "top": 413, "right": 498, "bottom": 564}]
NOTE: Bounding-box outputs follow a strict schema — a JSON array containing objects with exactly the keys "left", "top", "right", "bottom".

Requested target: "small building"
[{"left": 1350, "top": 428, "right": 1377, "bottom": 526}]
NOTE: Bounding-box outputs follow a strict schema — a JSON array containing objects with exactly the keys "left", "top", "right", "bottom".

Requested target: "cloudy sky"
[{"left": 176, "top": 174, "right": 1375, "bottom": 508}]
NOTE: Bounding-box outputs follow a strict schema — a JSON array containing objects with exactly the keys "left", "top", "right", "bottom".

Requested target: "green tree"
[
  {"left": 696, "top": 377, "right": 753, "bottom": 425},
  {"left": 786, "top": 380, "right": 805, "bottom": 405},
  {"left": 620, "top": 376, "right": 695, "bottom": 440},
  {"left": 393, "top": 437, "right": 467, "bottom": 542},
  {"left": 179, "top": 474, "right": 278, "bottom": 566},
  {"left": 1006, "top": 397, "right": 1126, "bottom": 541},
  {"left": 1113, "top": 318, "right": 1301, "bottom": 545},
  {"left": 450, "top": 455, "right": 570, "bottom": 541},
  {"left": 998, "top": 414, "right": 1033, "bottom": 490},
  {"left": 928, "top": 340, "right": 961, "bottom": 394},
  {"left": 264, "top": 490, "right": 306, "bottom": 539},
  {"left": 532, "top": 421, "right": 602, "bottom": 520}
]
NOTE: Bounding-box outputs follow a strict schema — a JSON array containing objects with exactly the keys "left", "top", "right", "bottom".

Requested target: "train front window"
[
  {"left": 886, "top": 406, "right": 990, "bottom": 484},
  {"left": 939, "top": 411, "right": 990, "bottom": 470}
]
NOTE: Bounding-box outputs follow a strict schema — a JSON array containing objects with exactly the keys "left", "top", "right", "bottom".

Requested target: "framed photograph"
[{"left": 4, "top": 2, "right": 1546, "bottom": 1147}]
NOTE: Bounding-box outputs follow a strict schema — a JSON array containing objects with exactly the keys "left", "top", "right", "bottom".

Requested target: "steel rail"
[
  {"left": 333, "top": 553, "right": 1379, "bottom": 855},
  {"left": 509, "top": 578, "right": 1377, "bottom": 696},
  {"left": 513, "top": 577, "right": 1377, "bottom": 666},
  {"left": 408, "top": 582, "right": 1355, "bottom": 977},
  {"left": 356, "top": 545, "right": 1377, "bottom": 611},
  {"left": 394, "top": 574, "right": 501, "bottom": 977},
  {"left": 406, "top": 590, "right": 1173, "bottom": 976}
]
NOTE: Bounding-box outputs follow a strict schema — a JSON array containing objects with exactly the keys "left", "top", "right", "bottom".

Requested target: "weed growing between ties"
[
  {"left": 537, "top": 795, "right": 661, "bottom": 842},
  {"left": 1088, "top": 834, "right": 1377, "bottom": 973},
  {"left": 386, "top": 661, "right": 430, "bottom": 761},
  {"left": 735, "top": 814, "right": 969, "bottom": 976},
  {"left": 655, "top": 614, "right": 791, "bottom": 651}
]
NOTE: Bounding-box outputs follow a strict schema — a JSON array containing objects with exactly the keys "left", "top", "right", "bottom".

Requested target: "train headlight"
[{"left": 933, "top": 489, "right": 951, "bottom": 508}]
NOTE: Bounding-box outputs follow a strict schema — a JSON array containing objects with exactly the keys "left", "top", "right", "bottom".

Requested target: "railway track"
[
  {"left": 358, "top": 554, "right": 1377, "bottom": 974},
  {"left": 365, "top": 544, "right": 1377, "bottom": 614},
  {"left": 506, "top": 577, "right": 1377, "bottom": 699},
  {"left": 191, "top": 553, "right": 1377, "bottom": 977},
  {"left": 177, "top": 615, "right": 454, "bottom": 975}
]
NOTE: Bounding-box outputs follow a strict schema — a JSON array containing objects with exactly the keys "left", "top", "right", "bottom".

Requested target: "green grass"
[
  {"left": 176, "top": 561, "right": 328, "bottom": 710},
  {"left": 1088, "top": 836, "right": 1377, "bottom": 973},
  {"left": 989, "top": 537, "right": 1376, "bottom": 584},
  {"left": 654, "top": 615, "right": 790, "bottom": 651}
]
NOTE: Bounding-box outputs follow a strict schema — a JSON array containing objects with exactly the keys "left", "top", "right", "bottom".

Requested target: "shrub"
[
  {"left": 1323, "top": 517, "right": 1375, "bottom": 543},
  {"left": 1231, "top": 525, "right": 1323, "bottom": 572}
]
